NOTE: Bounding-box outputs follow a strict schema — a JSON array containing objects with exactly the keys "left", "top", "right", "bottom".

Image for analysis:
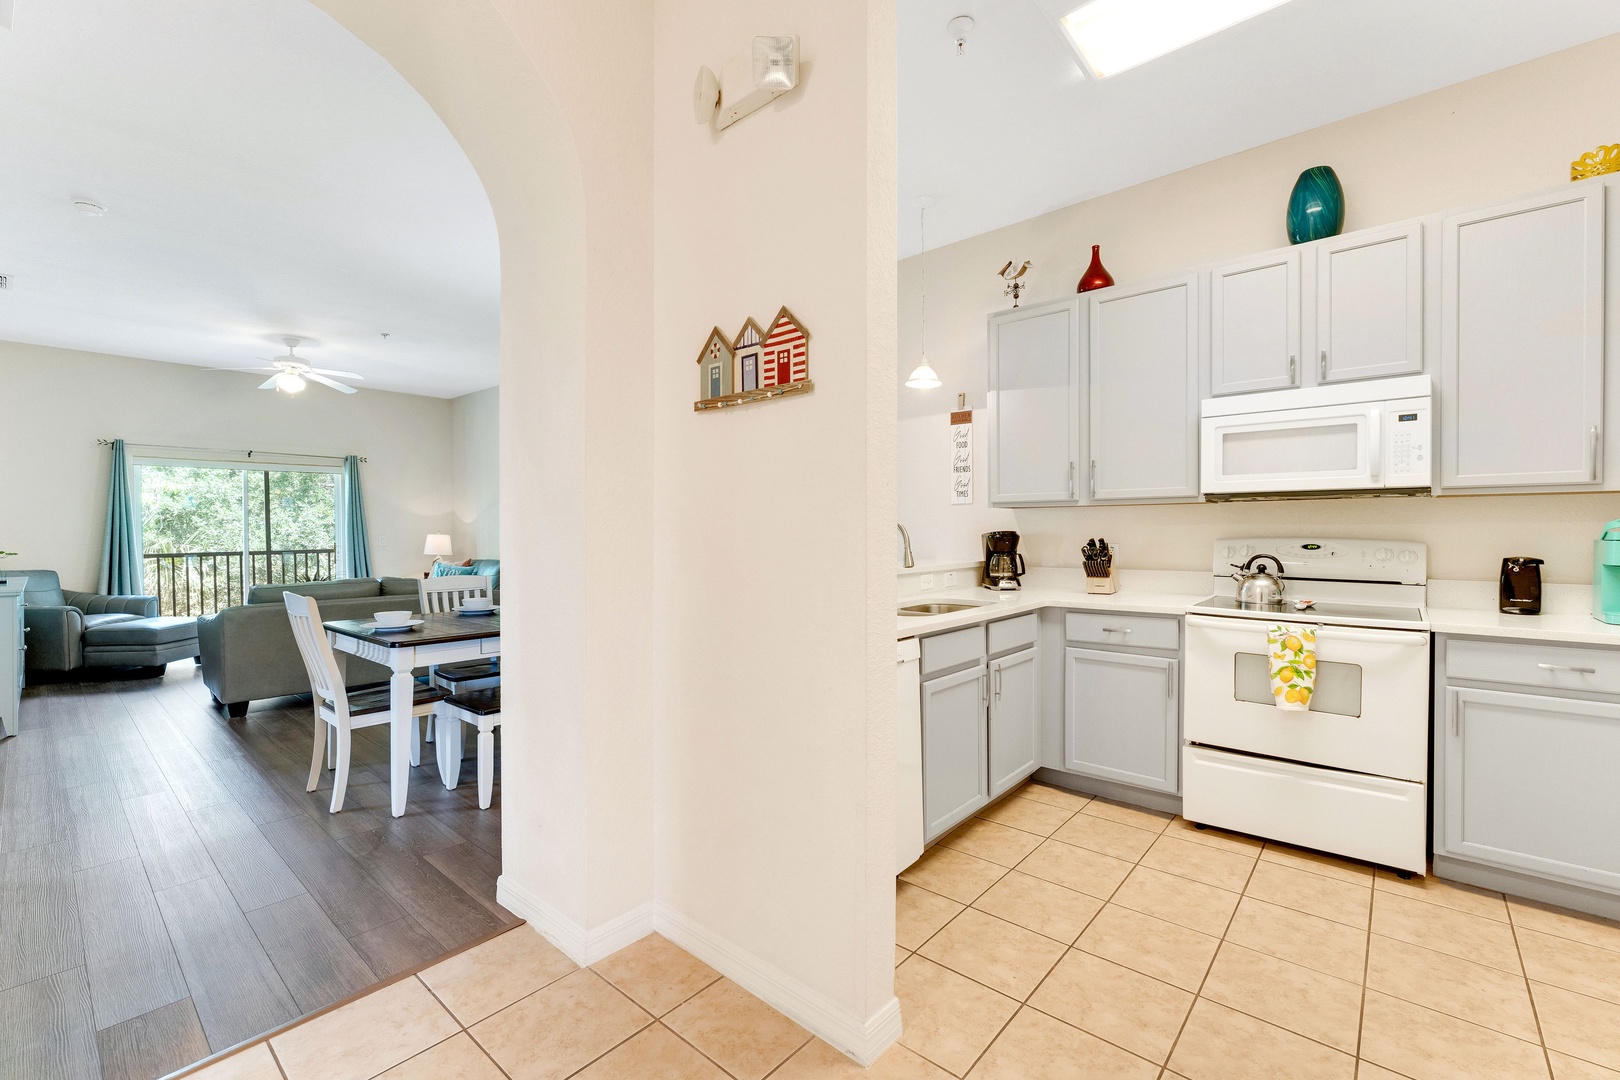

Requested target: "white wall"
[
  {"left": 0, "top": 338, "right": 454, "bottom": 585},
  {"left": 898, "top": 33, "right": 1620, "bottom": 584},
  {"left": 450, "top": 386, "right": 499, "bottom": 558},
  {"left": 319, "top": 0, "right": 898, "bottom": 1061},
  {"left": 651, "top": 0, "right": 899, "bottom": 1056}
]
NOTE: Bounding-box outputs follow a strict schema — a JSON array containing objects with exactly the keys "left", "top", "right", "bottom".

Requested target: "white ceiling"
[
  {"left": 0, "top": 0, "right": 498, "bottom": 398},
  {"left": 899, "top": 0, "right": 1620, "bottom": 257}
]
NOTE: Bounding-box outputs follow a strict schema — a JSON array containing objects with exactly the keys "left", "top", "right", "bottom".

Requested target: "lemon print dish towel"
[{"left": 1268, "top": 624, "right": 1317, "bottom": 712}]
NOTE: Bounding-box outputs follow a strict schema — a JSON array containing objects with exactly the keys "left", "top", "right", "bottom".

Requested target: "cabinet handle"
[
  {"left": 1068, "top": 461, "right": 1076, "bottom": 499},
  {"left": 1289, "top": 354, "right": 1297, "bottom": 384},
  {"left": 994, "top": 667, "right": 1002, "bottom": 701},
  {"left": 1100, "top": 627, "right": 1133, "bottom": 634},
  {"left": 1319, "top": 350, "right": 1327, "bottom": 380},
  {"left": 1592, "top": 427, "right": 1602, "bottom": 483},
  {"left": 1089, "top": 460, "right": 1097, "bottom": 499},
  {"left": 1537, "top": 663, "right": 1597, "bottom": 675},
  {"left": 981, "top": 673, "right": 989, "bottom": 708},
  {"left": 1450, "top": 698, "right": 1459, "bottom": 737}
]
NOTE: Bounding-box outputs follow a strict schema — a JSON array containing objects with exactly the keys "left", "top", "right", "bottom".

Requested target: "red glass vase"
[{"left": 1076, "top": 244, "right": 1114, "bottom": 293}]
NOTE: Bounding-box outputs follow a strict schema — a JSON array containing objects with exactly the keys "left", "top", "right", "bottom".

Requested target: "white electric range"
[{"left": 1182, "top": 538, "right": 1431, "bottom": 875}]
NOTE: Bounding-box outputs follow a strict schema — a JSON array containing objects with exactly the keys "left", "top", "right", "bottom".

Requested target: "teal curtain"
[
  {"left": 340, "top": 455, "right": 372, "bottom": 578},
  {"left": 98, "top": 439, "right": 142, "bottom": 595}
]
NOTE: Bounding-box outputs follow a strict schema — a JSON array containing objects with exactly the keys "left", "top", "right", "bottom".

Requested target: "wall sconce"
[{"left": 694, "top": 36, "right": 801, "bottom": 131}]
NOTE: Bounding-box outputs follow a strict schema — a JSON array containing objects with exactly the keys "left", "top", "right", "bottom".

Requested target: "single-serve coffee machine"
[{"left": 981, "top": 531, "right": 1026, "bottom": 591}]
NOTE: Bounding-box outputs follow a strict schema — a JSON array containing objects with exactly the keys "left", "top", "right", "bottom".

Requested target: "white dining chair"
[
  {"left": 417, "top": 575, "right": 499, "bottom": 745},
  {"left": 435, "top": 686, "right": 501, "bottom": 809},
  {"left": 284, "top": 591, "right": 447, "bottom": 813}
]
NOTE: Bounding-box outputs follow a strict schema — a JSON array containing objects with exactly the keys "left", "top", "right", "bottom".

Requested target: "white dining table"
[{"left": 324, "top": 611, "right": 501, "bottom": 816}]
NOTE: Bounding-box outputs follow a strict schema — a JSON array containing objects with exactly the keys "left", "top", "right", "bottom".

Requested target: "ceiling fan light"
[
  {"left": 905, "top": 359, "right": 942, "bottom": 389},
  {"left": 275, "top": 371, "right": 307, "bottom": 394}
]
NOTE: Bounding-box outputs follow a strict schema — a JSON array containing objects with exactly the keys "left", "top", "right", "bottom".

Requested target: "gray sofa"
[
  {"left": 197, "top": 577, "right": 424, "bottom": 717},
  {"left": 16, "top": 570, "right": 198, "bottom": 674}
]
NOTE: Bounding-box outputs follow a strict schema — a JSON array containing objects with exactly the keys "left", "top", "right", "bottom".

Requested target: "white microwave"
[{"left": 1200, "top": 375, "right": 1432, "bottom": 499}]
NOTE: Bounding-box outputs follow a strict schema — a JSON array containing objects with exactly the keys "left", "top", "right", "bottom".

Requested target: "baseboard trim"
[
  {"left": 495, "top": 875, "right": 656, "bottom": 966},
  {"left": 654, "top": 902, "right": 902, "bottom": 1067}
]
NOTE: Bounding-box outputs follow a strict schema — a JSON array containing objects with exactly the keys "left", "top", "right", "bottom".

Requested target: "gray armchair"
[{"left": 15, "top": 570, "right": 158, "bottom": 671}]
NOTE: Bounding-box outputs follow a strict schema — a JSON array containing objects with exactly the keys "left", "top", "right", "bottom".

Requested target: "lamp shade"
[
  {"left": 905, "top": 359, "right": 942, "bottom": 389},
  {"left": 423, "top": 533, "right": 453, "bottom": 559}
]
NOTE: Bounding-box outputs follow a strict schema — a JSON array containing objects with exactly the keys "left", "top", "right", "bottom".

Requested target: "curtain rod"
[{"left": 96, "top": 439, "right": 365, "bottom": 463}]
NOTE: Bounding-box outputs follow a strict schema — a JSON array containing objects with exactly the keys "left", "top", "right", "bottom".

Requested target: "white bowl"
[
  {"left": 374, "top": 609, "right": 414, "bottom": 627},
  {"left": 460, "top": 599, "right": 494, "bottom": 612}
]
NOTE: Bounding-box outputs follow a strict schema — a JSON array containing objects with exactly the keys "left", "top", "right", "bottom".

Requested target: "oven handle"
[{"left": 1185, "top": 614, "right": 1428, "bottom": 647}]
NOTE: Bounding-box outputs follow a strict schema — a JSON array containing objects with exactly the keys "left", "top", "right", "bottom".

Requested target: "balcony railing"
[{"left": 144, "top": 548, "right": 338, "bottom": 617}]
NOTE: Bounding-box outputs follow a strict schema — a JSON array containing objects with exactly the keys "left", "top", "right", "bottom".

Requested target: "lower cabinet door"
[
  {"left": 1065, "top": 647, "right": 1179, "bottom": 794},
  {"left": 1441, "top": 687, "right": 1620, "bottom": 891},
  {"left": 921, "top": 663, "right": 990, "bottom": 842},
  {"left": 989, "top": 647, "right": 1040, "bottom": 797}
]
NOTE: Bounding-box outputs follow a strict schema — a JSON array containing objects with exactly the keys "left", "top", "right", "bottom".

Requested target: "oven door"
[
  {"left": 1183, "top": 613, "right": 1429, "bottom": 781},
  {"left": 1201, "top": 402, "right": 1380, "bottom": 495}
]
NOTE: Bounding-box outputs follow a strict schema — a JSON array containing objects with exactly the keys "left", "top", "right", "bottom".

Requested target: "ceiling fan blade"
[
  {"left": 304, "top": 372, "right": 357, "bottom": 394},
  {"left": 257, "top": 376, "right": 281, "bottom": 391},
  {"left": 308, "top": 367, "right": 363, "bottom": 380},
  {"left": 204, "top": 366, "right": 278, "bottom": 373}
]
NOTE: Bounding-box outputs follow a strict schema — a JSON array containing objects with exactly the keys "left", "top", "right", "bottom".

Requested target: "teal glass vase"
[{"left": 1286, "top": 166, "right": 1345, "bottom": 244}]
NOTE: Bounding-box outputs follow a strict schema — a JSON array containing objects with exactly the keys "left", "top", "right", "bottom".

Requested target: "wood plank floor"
[{"left": 0, "top": 661, "right": 511, "bottom": 1080}]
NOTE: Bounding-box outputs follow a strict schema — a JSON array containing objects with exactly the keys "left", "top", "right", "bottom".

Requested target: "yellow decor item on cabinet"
[{"left": 1570, "top": 143, "right": 1620, "bottom": 181}]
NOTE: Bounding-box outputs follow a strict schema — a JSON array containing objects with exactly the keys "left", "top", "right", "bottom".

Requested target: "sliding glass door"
[{"left": 139, "top": 464, "right": 338, "bottom": 616}]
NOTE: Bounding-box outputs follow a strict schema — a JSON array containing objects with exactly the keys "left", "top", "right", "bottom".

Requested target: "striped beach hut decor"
[{"left": 760, "top": 306, "right": 810, "bottom": 388}]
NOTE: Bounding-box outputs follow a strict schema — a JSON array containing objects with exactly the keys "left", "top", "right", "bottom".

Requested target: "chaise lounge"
[{"left": 14, "top": 569, "right": 200, "bottom": 676}]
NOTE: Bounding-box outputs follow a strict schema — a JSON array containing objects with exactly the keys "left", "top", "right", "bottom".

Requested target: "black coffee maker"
[
  {"left": 1499, "top": 557, "right": 1545, "bottom": 615},
  {"left": 981, "top": 531, "right": 1026, "bottom": 591}
]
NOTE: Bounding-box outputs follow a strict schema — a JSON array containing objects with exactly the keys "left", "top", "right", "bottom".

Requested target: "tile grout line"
[
  {"left": 1156, "top": 839, "right": 1264, "bottom": 1074},
  {"left": 1506, "top": 906, "right": 1558, "bottom": 1078},
  {"left": 1353, "top": 863, "right": 1373, "bottom": 1070}
]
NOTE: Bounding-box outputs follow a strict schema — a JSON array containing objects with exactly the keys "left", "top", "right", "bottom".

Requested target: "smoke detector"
[
  {"left": 73, "top": 199, "right": 106, "bottom": 217},
  {"left": 948, "top": 15, "right": 975, "bottom": 55}
]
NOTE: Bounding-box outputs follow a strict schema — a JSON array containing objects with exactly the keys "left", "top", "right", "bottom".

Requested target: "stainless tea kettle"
[{"left": 1231, "top": 554, "right": 1286, "bottom": 607}]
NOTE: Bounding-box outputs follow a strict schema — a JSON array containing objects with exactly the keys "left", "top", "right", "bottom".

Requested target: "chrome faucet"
[{"left": 897, "top": 523, "right": 915, "bottom": 568}]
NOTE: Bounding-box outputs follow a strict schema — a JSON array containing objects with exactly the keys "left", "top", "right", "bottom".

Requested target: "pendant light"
[{"left": 906, "top": 197, "right": 942, "bottom": 390}]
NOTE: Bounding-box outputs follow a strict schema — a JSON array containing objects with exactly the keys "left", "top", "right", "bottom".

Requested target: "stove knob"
[
  {"left": 1398, "top": 549, "right": 1418, "bottom": 564},
  {"left": 1223, "top": 545, "right": 1238, "bottom": 561},
  {"left": 1240, "top": 544, "right": 1255, "bottom": 559},
  {"left": 1374, "top": 547, "right": 1395, "bottom": 561}
]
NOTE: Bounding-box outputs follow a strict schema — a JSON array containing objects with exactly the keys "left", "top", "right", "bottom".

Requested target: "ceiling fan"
[{"left": 216, "top": 337, "right": 364, "bottom": 395}]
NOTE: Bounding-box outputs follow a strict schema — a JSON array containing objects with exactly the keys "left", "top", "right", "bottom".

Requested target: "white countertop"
[
  {"left": 895, "top": 568, "right": 1208, "bottom": 639},
  {"left": 897, "top": 569, "right": 1620, "bottom": 649}
]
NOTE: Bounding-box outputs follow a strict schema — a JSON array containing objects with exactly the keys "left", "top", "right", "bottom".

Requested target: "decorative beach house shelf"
[{"left": 694, "top": 306, "right": 814, "bottom": 411}]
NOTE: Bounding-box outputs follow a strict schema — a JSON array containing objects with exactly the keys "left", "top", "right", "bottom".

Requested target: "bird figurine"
[{"left": 998, "top": 260, "right": 1032, "bottom": 307}]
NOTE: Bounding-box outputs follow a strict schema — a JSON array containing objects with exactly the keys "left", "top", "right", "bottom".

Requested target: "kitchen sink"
[{"left": 898, "top": 600, "right": 993, "bottom": 616}]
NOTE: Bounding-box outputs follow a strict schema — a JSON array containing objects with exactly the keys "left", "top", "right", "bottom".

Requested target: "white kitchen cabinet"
[
  {"left": 921, "top": 661, "right": 989, "bottom": 842},
  {"left": 896, "top": 638, "right": 924, "bottom": 874},
  {"left": 988, "top": 646, "right": 1039, "bottom": 797},
  {"left": 1440, "top": 686, "right": 1620, "bottom": 893},
  {"left": 1210, "top": 249, "right": 1301, "bottom": 395},
  {"left": 988, "top": 297, "right": 1082, "bottom": 505},
  {"left": 1087, "top": 275, "right": 1201, "bottom": 501},
  {"left": 1064, "top": 646, "right": 1179, "bottom": 794},
  {"left": 1315, "top": 222, "right": 1424, "bottom": 384},
  {"left": 1440, "top": 185, "right": 1606, "bottom": 490},
  {"left": 0, "top": 577, "right": 22, "bottom": 738}
]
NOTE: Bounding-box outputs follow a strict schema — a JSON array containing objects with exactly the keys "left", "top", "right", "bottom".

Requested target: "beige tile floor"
[
  {"left": 178, "top": 778, "right": 1620, "bottom": 1080},
  {"left": 897, "top": 780, "right": 1620, "bottom": 1079},
  {"left": 178, "top": 920, "right": 939, "bottom": 1080}
]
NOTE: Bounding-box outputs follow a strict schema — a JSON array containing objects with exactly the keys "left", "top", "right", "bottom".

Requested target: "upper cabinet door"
[
  {"left": 988, "top": 297, "right": 1082, "bottom": 505},
  {"left": 1315, "top": 222, "right": 1424, "bottom": 384},
  {"left": 1441, "top": 186, "right": 1605, "bottom": 490},
  {"left": 1210, "top": 249, "right": 1302, "bottom": 395},
  {"left": 1088, "top": 275, "right": 1200, "bottom": 502}
]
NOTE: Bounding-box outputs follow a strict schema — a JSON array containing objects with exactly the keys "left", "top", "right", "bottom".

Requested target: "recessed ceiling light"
[
  {"left": 73, "top": 198, "right": 106, "bottom": 216},
  {"left": 1060, "top": 0, "right": 1294, "bottom": 79}
]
